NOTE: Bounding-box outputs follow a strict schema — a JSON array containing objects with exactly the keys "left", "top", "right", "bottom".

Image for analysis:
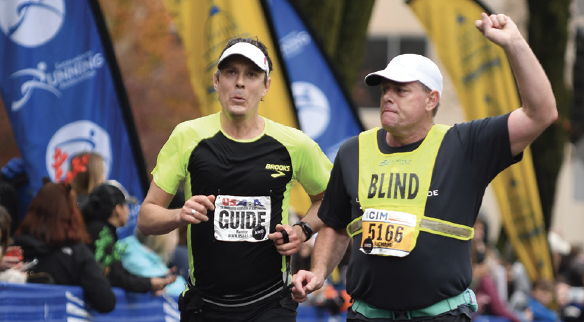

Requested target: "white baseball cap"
[
  {"left": 364, "top": 54, "right": 443, "bottom": 96},
  {"left": 218, "top": 42, "right": 270, "bottom": 76},
  {"left": 548, "top": 231, "right": 571, "bottom": 255}
]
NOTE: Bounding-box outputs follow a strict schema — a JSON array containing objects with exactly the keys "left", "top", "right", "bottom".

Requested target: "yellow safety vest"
[{"left": 347, "top": 125, "right": 473, "bottom": 257}]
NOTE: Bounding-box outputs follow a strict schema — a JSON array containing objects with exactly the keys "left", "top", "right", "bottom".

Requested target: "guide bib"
[
  {"left": 214, "top": 195, "right": 271, "bottom": 242},
  {"left": 349, "top": 125, "right": 473, "bottom": 257}
]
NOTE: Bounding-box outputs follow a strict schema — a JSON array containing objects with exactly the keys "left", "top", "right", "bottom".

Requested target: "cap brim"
[{"left": 364, "top": 69, "right": 419, "bottom": 86}]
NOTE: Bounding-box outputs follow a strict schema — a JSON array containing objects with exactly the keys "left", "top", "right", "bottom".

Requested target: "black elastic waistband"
[{"left": 189, "top": 277, "right": 284, "bottom": 308}]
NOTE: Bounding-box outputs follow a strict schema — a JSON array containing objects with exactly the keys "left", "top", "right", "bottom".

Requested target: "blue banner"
[
  {"left": 263, "top": 0, "right": 364, "bottom": 160},
  {"left": 0, "top": 1, "right": 148, "bottom": 213}
]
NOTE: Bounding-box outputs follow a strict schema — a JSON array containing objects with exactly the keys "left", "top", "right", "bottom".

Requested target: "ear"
[
  {"left": 426, "top": 90, "right": 440, "bottom": 112},
  {"left": 262, "top": 76, "right": 271, "bottom": 97},
  {"left": 213, "top": 70, "right": 219, "bottom": 91}
]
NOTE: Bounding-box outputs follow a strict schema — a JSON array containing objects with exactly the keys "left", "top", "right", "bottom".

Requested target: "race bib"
[
  {"left": 214, "top": 195, "right": 271, "bottom": 242},
  {"left": 360, "top": 209, "right": 416, "bottom": 257}
]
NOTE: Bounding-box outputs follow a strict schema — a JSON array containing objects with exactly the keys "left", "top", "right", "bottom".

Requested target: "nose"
[
  {"left": 236, "top": 73, "right": 245, "bottom": 88},
  {"left": 382, "top": 88, "right": 394, "bottom": 103}
]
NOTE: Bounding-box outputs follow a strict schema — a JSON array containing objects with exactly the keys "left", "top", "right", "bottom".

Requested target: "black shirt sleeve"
[
  {"left": 107, "top": 260, "right": 152, "bottom": 293},
  {"left": 453, "top": 113, "right": 522, "bottom": 186},
  {"left": 318, "top": 136, "right": 358, "bottom": 230}
]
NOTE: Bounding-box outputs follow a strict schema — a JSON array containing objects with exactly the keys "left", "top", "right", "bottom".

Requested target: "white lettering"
[
  {"left": 427, "top": 190, "right": 439, "bottom": 197},
  {"left": 10, "top": 51, "right": 105, "bottom": 111}
]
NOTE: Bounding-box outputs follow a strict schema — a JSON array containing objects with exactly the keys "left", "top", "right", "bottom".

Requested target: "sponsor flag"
[
  {"left": 0, "top": 0, "right": 148, "bottom": 237},
  {"left": 263, "top": 0, "right": 364, "bottom": 160},
  {"left": 407, "top": 0, "right": 553, "bottom": 280}
]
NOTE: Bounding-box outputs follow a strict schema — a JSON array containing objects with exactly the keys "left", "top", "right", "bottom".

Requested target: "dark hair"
[
  {"left": 15, "top": 178, "right": 90, "bottom": 246},
  {"left": 216, "top": 37, "right": 273, "bottom": 84},
  {"left": 81, "top": 183, "right": 126, "bottom": 223},
  {"left": 0, "top": 205, "right": 11, "bottom": 260}
]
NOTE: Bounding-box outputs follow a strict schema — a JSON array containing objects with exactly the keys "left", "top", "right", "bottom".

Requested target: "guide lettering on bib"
[{"left": 214, "top": 195, "right": 271, "bottom": 242}]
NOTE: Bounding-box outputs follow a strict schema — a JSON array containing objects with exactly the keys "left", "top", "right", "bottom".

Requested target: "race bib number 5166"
[{"left": 360, "top": 209, "right": 416, "bottom": 257}]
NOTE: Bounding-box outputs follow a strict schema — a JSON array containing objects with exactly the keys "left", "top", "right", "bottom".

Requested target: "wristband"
[{"left": 293, "top": 221, "right": 314, "bottom": 242}]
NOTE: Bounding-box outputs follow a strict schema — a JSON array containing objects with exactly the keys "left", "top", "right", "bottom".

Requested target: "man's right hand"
[
  {"left": 181, "top": 195, "right": 216, "bottom": 225},
  {"left": 291, "top": 269, "right": 325, "bottom": 303}
]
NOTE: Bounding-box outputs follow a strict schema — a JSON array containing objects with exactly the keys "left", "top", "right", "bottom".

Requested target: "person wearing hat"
[
  {"left": 82, "top": 181, "right": 176, "bottom": 294},
  {"left": 291, "top": 12, "right": 557, "bottom": 322},
  {"left": 138, "top": 37, "right": 332, "bottom": 321}
]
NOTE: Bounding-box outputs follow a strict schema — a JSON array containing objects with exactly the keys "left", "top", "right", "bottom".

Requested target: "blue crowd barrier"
[
  {"left": 0, "top": 282, "right": 346, "bottom": 321},
  {"left": 0, "top": 282, "right": 179, "bottom": 322}
]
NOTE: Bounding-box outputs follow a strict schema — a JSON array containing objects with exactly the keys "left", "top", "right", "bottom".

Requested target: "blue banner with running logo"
[
  {"left": 0, "top": 0, "right": 148, "bottom": 232},
  {"left": 263, "top": 0, "right": 364, "bottom": 160}
]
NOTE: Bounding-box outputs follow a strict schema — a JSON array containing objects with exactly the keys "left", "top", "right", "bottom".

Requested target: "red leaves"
[{"left": 51, "top": 148, "right": 89, "bottom": 184}]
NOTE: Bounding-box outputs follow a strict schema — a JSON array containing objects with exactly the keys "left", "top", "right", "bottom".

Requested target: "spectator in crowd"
[
  {"left": 0, "top": 157, "right": 32, "bottom": 232},
  {"left": 69, "top": 152, "right": 105, "bottom": 207},
  {"left": 164, "top": 188, "right": 190, "bottom": 281},
  {"left": 169, "top": 224, "right": 190, "bottom": 282},
  {"left": 292, "top": 241, "right": 313, "bottom": 274},
  {"left": 555, "top": 278, "right": 584, "bottom": 322},
  {"left": 0, "top": 205, "right": 10, "bottom": 261},
  {"left": 12, "top": 179, "right": 115, "bottom": 312},
  {"left": 558, "top": 245, "right": 584, "bottom": 288},
  {"left": 528, "top": 278, "right": 562, "bottom": 322},
  {"left": 0, "top": 205, "right": 27, "bottom": 283},
  {"left": 138, "top": 229, "right": 178, "bottom": 266},
  {"left": 117, "top": 227, "right": 186, "bottom": 296},
  {"left": 506, "top": 255, "right": 533, "bottom": 321},
  {"left": 549, "top": 230, "right": 572, "bottom": 278},
  {"left": 476, "top": 215, "right": 509, "bottom": 303},
  {"left": 471, "top": 236, "right": 524, "bottom": 322},
  {"left": 81, "top": 181, "right": 176, "bottom": 294}
]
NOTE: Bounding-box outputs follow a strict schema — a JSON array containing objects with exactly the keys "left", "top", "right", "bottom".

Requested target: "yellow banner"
[
  {"left": 163, "top": 0, "right": 312, "bottom": 215},
  {"left": 408, "top": 0, "right": 553, "bottom": 281}
]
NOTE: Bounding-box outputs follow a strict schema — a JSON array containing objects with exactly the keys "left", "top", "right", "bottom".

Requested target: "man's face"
[
  {"left": 378, "top": 80, "right": 433, "bottom": 132},
  {"left": 213, "top": 55, "right": 271, "bottom": 121}
]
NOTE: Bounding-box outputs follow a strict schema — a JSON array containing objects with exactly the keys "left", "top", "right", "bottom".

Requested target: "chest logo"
[{"left": 265, "top": 164, "right": 290, "bottom": 178}]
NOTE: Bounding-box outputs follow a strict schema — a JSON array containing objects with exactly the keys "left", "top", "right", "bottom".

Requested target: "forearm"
[
  {"left": 310, "top": 224, "right": 351, "bottom": 280},
  {"left": 137, "top": 202, "right": 182, "bottom": 236},
  {"left": 504, "top": 37, "right": 557, "bottom": 122}
]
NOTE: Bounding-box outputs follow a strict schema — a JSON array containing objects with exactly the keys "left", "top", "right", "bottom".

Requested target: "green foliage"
[
  {"left": 293, "top": 0, "right": 375, "bottom": 90},
  {"left": 526, "top": 0, "right": 571, "bottom": 228}
]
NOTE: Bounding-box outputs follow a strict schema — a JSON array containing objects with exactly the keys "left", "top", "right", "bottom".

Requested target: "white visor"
[{"left": 218, "top": 42, "right": 269, "bottom": 76}]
